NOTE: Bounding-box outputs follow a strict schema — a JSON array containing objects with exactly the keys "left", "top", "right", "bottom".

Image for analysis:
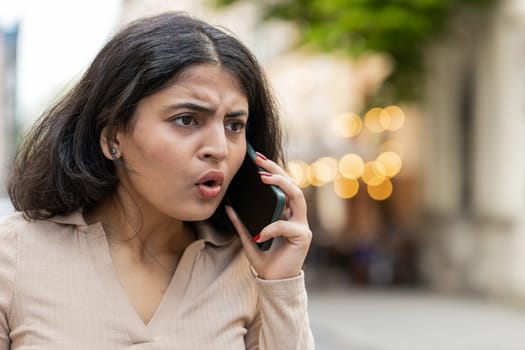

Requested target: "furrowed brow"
[
  {"left": 225, "top": 110, "right": 249, "bottom": 119},
  {"left": 167, "top": 102, "right": 215, "bottom": 114},
  {"left": 167, "top": 102, "right": 248, "bottom": 119}
]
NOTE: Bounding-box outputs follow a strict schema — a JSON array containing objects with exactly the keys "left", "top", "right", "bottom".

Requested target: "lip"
[{"left": 195, "top": 170, "right": 225, "bottom": 199}]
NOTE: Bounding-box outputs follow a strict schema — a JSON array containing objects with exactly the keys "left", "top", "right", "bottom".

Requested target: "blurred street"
[{"left": 308, "top": 287, "right": 525, "bottom": 350}]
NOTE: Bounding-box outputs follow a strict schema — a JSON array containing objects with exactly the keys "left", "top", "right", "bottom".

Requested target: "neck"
[{"left": 84, "top": 194, "right": 196, "bottom": 260}]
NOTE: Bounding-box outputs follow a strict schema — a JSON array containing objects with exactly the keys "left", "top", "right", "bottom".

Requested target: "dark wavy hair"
[{"left": 8, "top": 12, "right": 283, "bottom": 227}]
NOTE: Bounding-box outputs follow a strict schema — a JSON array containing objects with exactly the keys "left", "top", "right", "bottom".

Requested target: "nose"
[{"left": 198, "top": 123, "right": 229, "bottom": 161}]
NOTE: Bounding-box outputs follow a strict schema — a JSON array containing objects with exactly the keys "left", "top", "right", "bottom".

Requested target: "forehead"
[
  {"left": 169, "top": 64, "right": 246, "bottom": 96},
  {"left": 138, "top": 64, "right": 248, "bottom": 110},
  {"left": 135, "top": 64, "right": 249, "bottom": 115}
]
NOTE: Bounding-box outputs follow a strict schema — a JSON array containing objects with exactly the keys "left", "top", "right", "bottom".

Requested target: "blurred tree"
[{"left": 212, "top": 0, "right": 495, "bottom": 103}]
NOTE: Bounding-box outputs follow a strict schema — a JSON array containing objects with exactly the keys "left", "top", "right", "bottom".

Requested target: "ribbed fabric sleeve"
[
  {"left": 0, "top": 216, "right": 17, "bottom": 350},
  {"left": 247, "top": 272, "right": 314, "bottom": 350}
]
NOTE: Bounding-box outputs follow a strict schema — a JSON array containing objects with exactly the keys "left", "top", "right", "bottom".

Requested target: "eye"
[
  {"left": 173, "top": 115, "right": 198, "bottom": 127},
  {"left": 225, "top": 120, "right": 247, "bottom": 133}
]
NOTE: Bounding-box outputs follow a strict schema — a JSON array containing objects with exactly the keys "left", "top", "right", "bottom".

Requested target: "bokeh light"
[
  {"left": 376, "top": 151, "right": 402, "bottom": 177},
  {"left": 379, "top": 105, "right": 406, "bottom": 131},
  {"left": 364, "top": 107, "right": 385, "bottom": 133},
  {"left": 361, "top": 161, "right": 386, "bottom": 186},
  {"left": 311, "top": 157, "right": 339, "bottom": 183},
  {"left": 367, "top": 178, "right": 393, "bottom": 200},
  {"left": 287, "top": 160, "right": 310, "bottom": 188},
  {"left": 339, "top": 153, "right": 364, "bottom": 179},
  {"left": 332, "top": 112, "right": 363, "bottom": 138},
  {"left": 334, "top": 176, "right": 359, "bottom": 199},
  {"left": 289, "top": 141, "right": 401, "bottom": 199},
  {"left": 307, "top": 164, "right": 327, "bottom": 187}
]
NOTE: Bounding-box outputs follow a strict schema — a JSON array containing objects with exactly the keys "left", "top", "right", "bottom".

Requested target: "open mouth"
[
  {"left": 196, "top": 181, "right": 222, "bottom": 199},
  {"left": 196, "top": 170, "right": 224, "bottom": 199},
  {"left": 202, "top": 179, "right": 218, "bottom": 187}
]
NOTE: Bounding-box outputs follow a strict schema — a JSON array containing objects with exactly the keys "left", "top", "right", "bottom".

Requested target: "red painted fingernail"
[
  {"left": 251, "top": 234, "right": 261, "bottom": 242},
  {"left": 256, "top": 152, "right": 267, "bottom": 160},
  {"left": 258, "top": 171, "right": 272, "bottom": 177}
]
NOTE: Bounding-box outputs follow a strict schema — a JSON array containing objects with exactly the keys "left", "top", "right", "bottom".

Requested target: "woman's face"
[{"left": 111, "top": 64, "right": 249, "bottom": 222}]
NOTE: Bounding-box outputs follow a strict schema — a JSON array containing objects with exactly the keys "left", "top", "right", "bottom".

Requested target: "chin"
[{"left": 176, "top": 203, "right": 220, "bottom": 222}]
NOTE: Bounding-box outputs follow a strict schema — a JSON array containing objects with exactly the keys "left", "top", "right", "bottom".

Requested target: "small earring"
[{"left": 110, "top": 147, "right": 118, "bottom": 156}]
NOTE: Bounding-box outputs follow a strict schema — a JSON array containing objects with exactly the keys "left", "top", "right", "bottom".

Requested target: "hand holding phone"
[
  {"left": 224, "top": 143, "right": 286, "bottom": 250},
  {"left": 224, "top": 144, "right": 312, "bottom": 280}
]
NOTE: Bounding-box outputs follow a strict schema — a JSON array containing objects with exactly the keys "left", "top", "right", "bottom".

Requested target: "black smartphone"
[{"left": 223, "top": 143, "right": 286, "bottom": 250}]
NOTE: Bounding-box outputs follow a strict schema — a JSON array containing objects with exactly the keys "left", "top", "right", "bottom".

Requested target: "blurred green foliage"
[{"left": 213, "top": 0, "right": 495, "bottom": 103}]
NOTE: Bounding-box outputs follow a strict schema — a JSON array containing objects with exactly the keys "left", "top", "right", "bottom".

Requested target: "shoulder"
[
  {"left": 0, "top": 211, "right": 63, "bottom": 235},
  {"left": 0, "top": 212, "right": 26, "bottom": 241},
  {"left": 0, "top": 213, "right": 21, "bottom": 261},
  {"left": 0, "top": 213, "right": 43, "bottom": 256},
  {"left": 0, "top": 211, "right": 80, "bottom": 249}
]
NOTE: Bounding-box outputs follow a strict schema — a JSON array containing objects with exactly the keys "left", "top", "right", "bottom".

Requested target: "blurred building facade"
[{"left": 421, "top": 0, "right": 525, "bottom": 299}]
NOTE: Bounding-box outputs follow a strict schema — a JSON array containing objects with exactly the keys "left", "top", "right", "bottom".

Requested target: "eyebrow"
[{"left": 166, "top": 102, "right": 249, "bottom": 119}]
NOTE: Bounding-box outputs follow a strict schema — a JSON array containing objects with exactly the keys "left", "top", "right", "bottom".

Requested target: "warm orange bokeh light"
[
  {"left": 339, "top": 153, "right": 364, "bottom": 179},
  {"left": 367, "top": 178, "right": 393, "bottom": 200},
  {"left": 361, "top": 161, "right": 386, "bottom": 185},
  {"left": 334, "top": 176, "right": 360, "bottom": 199},
  {"left": 364, "top": 107, "right": 385, "bottom": 133},
  {"left": 332, "top": 112, "right": 363, "bottom": 138},
  {"left": 380, "top": 105, "right": 406, "bottom": 131},
  {"left": 287, "top": 160, "right": 310, "bottom": 188},
  {"left": 311, "top": 157, "right": 339, "bottom": 183},
  {"left": 376, "top": 151, "right": 402, "bottom": 177},
  {"left": 306, "top": 164, "right": 327, "bottom": 187}
]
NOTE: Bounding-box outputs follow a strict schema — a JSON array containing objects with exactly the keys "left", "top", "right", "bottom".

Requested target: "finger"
[
  {"left": 225, "top": 205, "right": 263, "bottom": 262},
  {"left": 281, "top": 206, "right": 292, "bottom": 220},
  {"left": 257, "top": 220, "right": 312, "bottom": 247},
  {"left": 254, "top": 153, "right": 290, "bottom": 178},
  {"left": 253, "top": 153, "right": 304, "bottom": 209},
  {"left": 258, "top": 172, "right": 307, "bottom": 222}
]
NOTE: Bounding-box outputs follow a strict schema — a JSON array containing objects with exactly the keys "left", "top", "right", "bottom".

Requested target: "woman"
[{"left": 0, "top": 12, "right": 313, "bottom": 349}]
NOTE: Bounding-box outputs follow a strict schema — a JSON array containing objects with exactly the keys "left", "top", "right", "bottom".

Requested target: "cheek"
[
  {"left": 233, "top": 143, "right": 247, "bottom": 168},
  {"left": 123, "top": 138, "right": 181, "bottom": 179},
  {"left": 124, "top": 127, "right": 177, "bottom": 165},
  {"left": 121, "top": 141, "right": 157, "bottom": 171},
  {"left": 227, "top": 146, "right": 246, "bottom": 182}
]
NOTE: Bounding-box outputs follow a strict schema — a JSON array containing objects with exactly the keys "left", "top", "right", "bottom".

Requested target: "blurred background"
[{"left": 1, "top": 0, "right": 525, "bottom": 348}]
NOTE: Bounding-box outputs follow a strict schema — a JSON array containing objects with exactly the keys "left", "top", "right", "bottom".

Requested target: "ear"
[{"left": 100, "top": 127, "right": 120, "bottom": 160}]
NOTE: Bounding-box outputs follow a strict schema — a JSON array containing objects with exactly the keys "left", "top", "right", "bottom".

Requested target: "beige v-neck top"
[{"left": 0, "top": 211, "right": 314, "bottom": 349}]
